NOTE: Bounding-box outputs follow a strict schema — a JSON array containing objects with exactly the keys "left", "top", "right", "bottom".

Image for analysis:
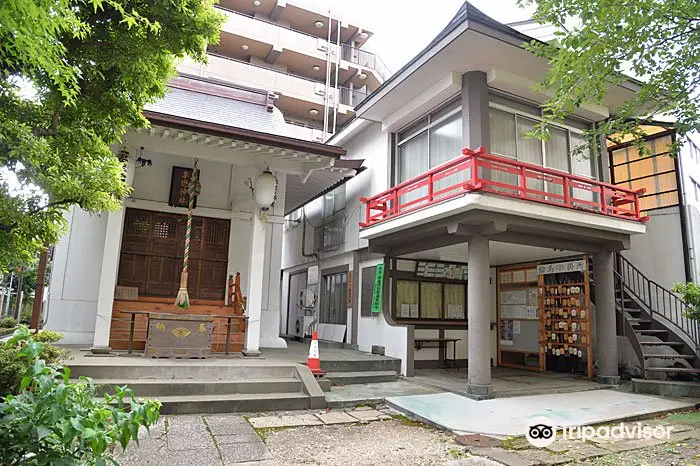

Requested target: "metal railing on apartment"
[
  {"left": 615, "top": 253, "right": 700, "bottom": 354},
  {"left": 341, "top": 44, "right": 390, "bottom": 80},
  {"left": 314, "top": 211, "right": 346, "bottom": 252},
  {"left": 216, "top": 5, "right": 390, "bottom": 79}
]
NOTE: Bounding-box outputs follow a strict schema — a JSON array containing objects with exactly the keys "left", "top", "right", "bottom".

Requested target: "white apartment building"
[{"left": 178, "top": 0, "right": 387, "bottom": 143}]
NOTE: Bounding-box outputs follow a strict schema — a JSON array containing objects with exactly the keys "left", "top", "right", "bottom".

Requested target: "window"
[
  {"left": 323, "top": 185, "right": 346, "bottom": 219},
  {"left": 395, "top": 278, "right": 467, "bottom": 321},
  {"left": 396, "top": 100, "right": 463, "bottom": 204},
  {"left": 609, "top": 133, "right": 678, "bottom": 212}
]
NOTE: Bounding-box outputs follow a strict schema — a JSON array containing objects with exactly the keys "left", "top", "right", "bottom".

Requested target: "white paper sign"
[
  {"left": 400, "top": 304, "right": 410, "bottom": 318},
  {"left": 511, "top": 290, "right": 527, "bottom": 305},
  {"left": 512, "top": 270, "right": 526, "bottom": 283},
  {"left": 527, "top": 288, "right": 539, "bottom": 306},
  {"left": 513, "top": 321, "right": 521, "bottom": 334},
  {"left": 447, "top": 304, "right": 464, "bottom": 319},
  {"left": 410, "top": 304, "right": 419, "bottom": 318},
  {"left": 525, "top": 268, "right": 538, "bottom": 282}
]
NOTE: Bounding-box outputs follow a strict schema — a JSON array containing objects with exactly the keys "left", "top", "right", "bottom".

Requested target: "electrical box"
[{"left": 299, "top": 289, "right": 316, "bottom": 309}]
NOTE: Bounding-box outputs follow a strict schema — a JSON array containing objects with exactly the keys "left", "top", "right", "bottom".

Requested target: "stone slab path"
[
  {"left": 116, "top": 407, "right": 396, "bottom": 465},
  {"left": 386, "top": 389, "right": 698, "bottom": 436}
]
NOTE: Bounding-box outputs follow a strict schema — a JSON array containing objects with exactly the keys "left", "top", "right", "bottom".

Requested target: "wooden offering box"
[{"left": 145, "top": 312, "right": 215, "bottom": 359}]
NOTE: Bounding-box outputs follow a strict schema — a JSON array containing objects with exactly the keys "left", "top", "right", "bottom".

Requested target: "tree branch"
[
  {"left": 27, "top": 198, "right": 79, "bottom": 216},
  {"left": 32, "top": 102, "right": 65, "bottom": 137}
]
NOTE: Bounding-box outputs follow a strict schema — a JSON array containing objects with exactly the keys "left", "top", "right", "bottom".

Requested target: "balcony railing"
[
  {"left": 341, "top": 44, "right": 390, "bottom": 80},
  {"left": 360, "top": 147, "right": 649, "bottom": 228},
  {"left": 314, "top": 212, "right": 346, "bottom": 251},
  {"left": 339, "top": 86, "right": 368, "bottom": 106}
]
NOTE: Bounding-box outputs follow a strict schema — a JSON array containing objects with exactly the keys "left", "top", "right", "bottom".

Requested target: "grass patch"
[
  {"left": 390, "top": 413, "right": 425, "bottom": 427},
  {"left": 253, "top": 426, "right": 295, "bottom": 443},
  {"left": 667, "top": 410, "right": 700, "bottom": 426},
  {"left": 499, "top": 436, "right": 531, "bottom": 451},
  {"left": 448, "top": 447, "right": 470, "bottom": 459}
]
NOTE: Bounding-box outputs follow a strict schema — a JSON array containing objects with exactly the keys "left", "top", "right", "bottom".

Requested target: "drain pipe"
[
  {"left": 301, "top": 208, "right": 322, "bottom": 332},
  {"left": 672, "top": 132, "right": 694, "bottom": 282}
]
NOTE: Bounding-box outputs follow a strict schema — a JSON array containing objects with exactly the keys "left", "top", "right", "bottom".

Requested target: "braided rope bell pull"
[{"left": 175, "top": 158, "right": 200, "bottom": 308}]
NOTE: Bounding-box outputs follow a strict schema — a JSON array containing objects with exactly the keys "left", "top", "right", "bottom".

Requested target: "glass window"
[
  {"left": 396, "top": 280, "right": 419, "bottom": 318},
  {"left": 430, "top": 114, "right": 464, "bottom": 194},
  {"left": 489, "top": 108, "right": 517, "bottom": 158},
  {"left": 323, "top": 185, "right": 346, "bottom": 218},
  {"left": 444, "top": 283, "right": 466, "bottom": 319},
  {"left": 420, "top": 282, "right": 443, "bottom": 319},
  {"left": 398, "top": 131, "right": 429, "bottom": 205}
]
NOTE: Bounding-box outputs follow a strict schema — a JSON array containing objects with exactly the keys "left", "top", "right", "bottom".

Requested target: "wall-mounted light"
[
  {"left": 136, "top": 146, "right": 152, "bottom": 167},
  {"left": 358, "top": 73, "right": 367, "bottom": 80},
  {"left": 359, "top": 32, "right": 369, "bottom": 40},
  {"left": 309, "top": 108, "right": 319, "bottom": 116},
  {"left": 241, "top": 44, "right": 250, "bottom": 51},
  {"left": 312, "top": 65, "right": 320, "bottom": 71},
  {"left": 253, "top": 0, "right": 261, "bottom": 6},
  {"left": 314, "top": 21, "right": 324, "bottom": 29}
]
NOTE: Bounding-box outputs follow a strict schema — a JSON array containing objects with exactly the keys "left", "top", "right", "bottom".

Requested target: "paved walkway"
[
  {"left": 386, "top": 389, "right": 699, "bottom": 436},
  {"left": 116, "top": 407, "right": 396, "bottom": 465}
]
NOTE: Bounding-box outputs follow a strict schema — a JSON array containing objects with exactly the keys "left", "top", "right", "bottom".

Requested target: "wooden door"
[{"left": 118, "top": 208, "right": 230, "bottom": 300}]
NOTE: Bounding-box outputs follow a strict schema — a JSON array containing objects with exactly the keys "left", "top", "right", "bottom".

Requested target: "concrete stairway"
[
  {"left": 320, "top": 356, "right": 402, "bottom": 386},
  {"left": 70, "top": 362, "right": 326, "bottom": 414}
]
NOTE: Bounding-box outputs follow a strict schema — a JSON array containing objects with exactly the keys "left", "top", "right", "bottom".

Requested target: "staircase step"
[
  {"left": 627, "top": 318, "right": 651, "bottom": 325},
  {"left": 87, "top": 378, "right": 302, "bottom": 397},
  {"left": 635, "top": 330, "right": 669, "bottom": 335},
  {"left": 324, "top": 370, "right": 397, "bottom": 385},
  {"left": 320, "top": 358, "right": 401, "bottom": 373},
  {"left": 69, "top": 363, "right": 298, "bottom": 380},
  {"left": 123, "top": 392, "right": 312, "bottom": 415},
  {"left": 640, "top": 341, "right": 686, "bottom": 347},
  {"left": 645, "top": 367, "right": 700, "bottom": 374},
  {"left": 643, "top": 354, "right": 697, "bottom": 360}
]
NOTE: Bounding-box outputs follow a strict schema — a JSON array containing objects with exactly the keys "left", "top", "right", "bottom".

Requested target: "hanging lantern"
[{"left": 253, "top": 168, "right": 278, "bottom": 211}]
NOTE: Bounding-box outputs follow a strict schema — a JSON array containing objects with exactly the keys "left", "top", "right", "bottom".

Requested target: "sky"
[{"left": 295, "top": 0, "right": 534, "bottom": 72}]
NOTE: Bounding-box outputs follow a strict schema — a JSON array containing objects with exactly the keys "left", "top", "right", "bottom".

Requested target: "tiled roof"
[{"left": 145, "top": 86, "right": 290, "bottom": 138}]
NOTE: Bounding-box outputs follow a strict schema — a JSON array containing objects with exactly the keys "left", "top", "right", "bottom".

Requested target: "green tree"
[
  {"left": 518, "top": 0, "right": 700, "bottom": 152},
  {"left": 672, "top": 282, "right": 700, "bottom": 321},
  {"left": 0, "top": 0, "right": 224, "bottom": 271}
]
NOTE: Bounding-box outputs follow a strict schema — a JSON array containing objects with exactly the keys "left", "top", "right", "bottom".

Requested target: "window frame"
[{"left": 392, "top": 96, "right": 598, "bottom": 188}]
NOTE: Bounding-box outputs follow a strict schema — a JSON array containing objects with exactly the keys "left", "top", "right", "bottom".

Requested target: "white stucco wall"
[
  {"left": 45, "top": 207, "right": 108, "bottom": 344},
  {"left": 621, "top": 206, "right": 686, "bottom": 290}
]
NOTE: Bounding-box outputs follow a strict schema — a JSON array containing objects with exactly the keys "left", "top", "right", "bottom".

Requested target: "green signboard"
[{"left": 371, "top": 264, "right": 385, "bottom": 314}]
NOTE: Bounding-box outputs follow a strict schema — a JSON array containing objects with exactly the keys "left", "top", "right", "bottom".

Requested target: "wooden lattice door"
[{"left": 118, "top": 208, "right": 230, "bottom": 300}]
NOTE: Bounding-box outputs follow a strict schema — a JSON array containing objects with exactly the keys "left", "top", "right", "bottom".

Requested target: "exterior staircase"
[
  {"left": 321, "top": 357, "right": 401, "bottom": 386},
  {"left": 613, "top": 254, "right": 700, "bottom": 381},
  {"left": 69, "top": 362, "right": 325, "bottom": 414}
]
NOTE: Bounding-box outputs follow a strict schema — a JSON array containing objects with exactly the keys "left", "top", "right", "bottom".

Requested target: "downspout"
[
  {"left": 302, "top": 208, "right": 322, "bottom": 331},
  {"left": 673, "top": 132, "right": 693, "bottom": 282},
  {"left": 331, "top": 14, "right": 341, "bottom": 135}
]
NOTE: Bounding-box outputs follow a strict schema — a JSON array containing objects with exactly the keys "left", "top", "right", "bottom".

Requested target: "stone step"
[
  {"left": 645, "top": 367, "right": 700, "bottom": 374},
  {"left": 320, "top": 358, "right": 401, "bottom": 373},
  {"left": 639, "top": 341, "right": 685, "bottom": 347},
  {"left": 69, "top": 363, "right": 298, "bottom": 381},
  {"left": 124, "top": 392, "right": 313, "bottom": 415},
  {"left": 324, "top": 370, "right": 397, "bottom": 385},
  {"left": 635, "top": 329, "right": 669, "bottom": 335},
  {"left": 643, "top": 354, "right": 697, "bottom": 360},
  {"left": 87, "top": 378, "right": 302, "bottom": 397}
]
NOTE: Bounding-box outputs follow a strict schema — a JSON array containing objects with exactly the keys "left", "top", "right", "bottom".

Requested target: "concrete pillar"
[
  {"left": 243, "top": 211, "right": 267, "bottom": 356},
  {"left": 467, "top": 234, "right": 492, "bottom": 398},
  {"left": 594, "top": 251, "right": 620, "bottom": 384},
  {"left": 91, "top": 207, "right": 126, "bottom": 352},
  {"left": 461, "top": 71, "right": 490, "bottom": 151}
]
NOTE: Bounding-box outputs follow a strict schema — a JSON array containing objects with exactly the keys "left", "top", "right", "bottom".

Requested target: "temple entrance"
[{"left": 117, "top": 208, "right": 230, "bottom": 300}]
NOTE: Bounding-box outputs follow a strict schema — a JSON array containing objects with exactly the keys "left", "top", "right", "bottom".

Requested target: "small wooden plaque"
[
  {"left": 114, "top": 286, "right": 139, "bottom": 301},
  {"left": 145, "top": 313, "right": 214, "bottom": 359}
]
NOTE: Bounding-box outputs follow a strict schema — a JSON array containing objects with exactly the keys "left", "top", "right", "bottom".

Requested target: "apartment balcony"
[
  {"left": 215, "top": 7, "right": 386, "bottom": 91},
  {"left": 314, "top": 211, "right": 346, "bottom": 252},
  {"left": 359, "top": 148, "right": 647, "bottom": 257},
  {"left": 285, "top": 121, "right": 325, "bottom": 142},
  {"left": 178, "top": 54, "right": 356, "bottom": 126}
]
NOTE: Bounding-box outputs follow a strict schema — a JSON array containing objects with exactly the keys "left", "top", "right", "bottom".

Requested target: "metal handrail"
[
  {"left": 360, "top": 147, "right": 649, "bottom": 228},
  {"left": 615, "top": 253, "right": 700, "bottom": 355},
  {"left": 205, "top": 52, "right": 368, "bottom": 108}
]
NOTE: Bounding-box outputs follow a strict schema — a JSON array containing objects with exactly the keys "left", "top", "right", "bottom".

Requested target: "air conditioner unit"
[
  {"left": 299, "top": 289, "right": 316, "bottom": 309},
  {"left": 294, "top": 317, "right": 315, "bottom": 338}
]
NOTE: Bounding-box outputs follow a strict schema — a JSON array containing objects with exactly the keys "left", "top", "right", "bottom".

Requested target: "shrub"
[
  {"left": 672, "top": 282, "right": 700, "bottom": 320},
  {"left": 0, "top": 316, "right": 16, "bottom": 328},
  {"left": 33, "top": 330, "right": 63, "bottom": 344},
  {"left": 0, "top": 330, "right": 67, "bottom": 396},
  {"left": 0, "top": 326, "right": 162, "bottom": 465},
  {"left": 20, "top": 310, "right": 32, "bottom": 324}
]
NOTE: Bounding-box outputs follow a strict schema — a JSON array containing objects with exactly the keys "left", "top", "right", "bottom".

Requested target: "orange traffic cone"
[{"left": 307, "top": 330, "right": 326, "bottom": 376}]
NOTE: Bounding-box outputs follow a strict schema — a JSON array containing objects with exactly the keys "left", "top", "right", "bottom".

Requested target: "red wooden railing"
[{"left": 360, "top": 147, "right": 649, "bottom": 228}]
